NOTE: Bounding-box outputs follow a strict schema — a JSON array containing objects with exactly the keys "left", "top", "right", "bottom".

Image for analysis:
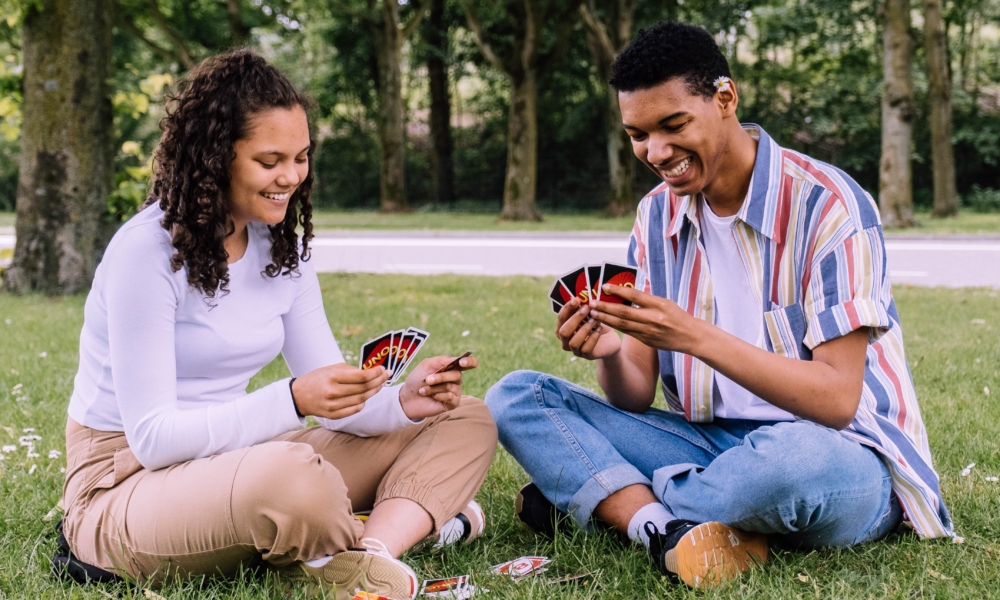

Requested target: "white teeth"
[
  {"left": 261, "top": 192, "right": 290, "bottom": 201},
  {"left": 665, "top": 157, "right": 692, "bottom": 178}
]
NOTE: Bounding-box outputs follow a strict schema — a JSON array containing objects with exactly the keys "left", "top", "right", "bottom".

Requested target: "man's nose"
[{"left": 646, "top": 136, "right": 674, "bottom": 167}]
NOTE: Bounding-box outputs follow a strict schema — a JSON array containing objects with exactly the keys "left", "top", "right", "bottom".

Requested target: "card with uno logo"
[
  {"left": 598, "top": 262, "right": 638, "bottom": 306},
  {"left": 359, "top": 332, "right": 393, "bottom": 372},
  {"left": 558, "top": 267, "right": 591, "bottom": 304}
]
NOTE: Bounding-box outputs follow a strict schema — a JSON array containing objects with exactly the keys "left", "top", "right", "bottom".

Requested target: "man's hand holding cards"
[{"left": 549, "top": 263, "right": 638, "bottom": 360}]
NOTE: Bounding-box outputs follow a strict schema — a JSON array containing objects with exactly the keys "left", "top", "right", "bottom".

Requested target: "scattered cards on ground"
[
  {"left": 491, "top": 556, "right": 550, "bottom": 581},
  {"left": 359, "top": 327, "right": 429, "bottom": 384},
  {"left": 420, "top": 575, "right": 485, "bottom": 598},
  {"left": 549, "top": 263, "right": 638, "bottom": 314}
]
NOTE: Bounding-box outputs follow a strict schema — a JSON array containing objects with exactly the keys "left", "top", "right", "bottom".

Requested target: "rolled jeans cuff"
[
  {"left": 567, "top": 464, "right": 651, "bottom": 529},
  {"left": 651, "top": 463, "right": 702, "bottom": 507}
]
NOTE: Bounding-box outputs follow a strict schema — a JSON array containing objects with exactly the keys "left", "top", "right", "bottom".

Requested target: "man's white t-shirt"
[{"left": 698, "top": 198, "right": 795, "bottom": 422}]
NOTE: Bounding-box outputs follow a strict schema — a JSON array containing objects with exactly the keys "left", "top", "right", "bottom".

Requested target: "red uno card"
[
  {"left": 598, "top": 262, "right": 638, "bottom": 306},
  {"left": 549, "top": 279, "right": 573, "bottom": 313},
  {"left": 420, "top": 575, "right": 470, "bottom": 597},
  {"left": 586, "top": 264, "right": 602, "bottom": 302},
  {"left": 491, "top": 556, "right": 551, "bottom": 580},
  {"left": 558, "top": 267, "right": 591, "bottom": 303},
  {"left": 393, "top": 327, "right": 429, "bottom": 383},
  {"left": 359, "top": 332, "right": 393, "bottom": 371}
]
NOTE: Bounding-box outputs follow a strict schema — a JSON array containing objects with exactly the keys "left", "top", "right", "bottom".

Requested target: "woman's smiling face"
[{"left": 228, "top": 106, "right": 311, "bottom": 229}]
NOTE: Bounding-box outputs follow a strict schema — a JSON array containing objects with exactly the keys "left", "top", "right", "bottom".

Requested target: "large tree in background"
[
  {"left": 580, "top": 0, "right": 636, "bottom": 217},
  {"left": 5, "top": 0, "right": 115, "bottom": 294},
  {"left": 923, "top": 0, "right": 958, "bottom": 218},
  {"left": 461, "top": 0, "right": 583, "bottom": 221},
  {"left": 425, "top": 0, "right": 455, "bottom": 204},
  {"left": 879, "top": 0, "right": 915, "bottom": 228},
  {"left": 329, "top": 0, "right": 428, "bottom": 213}
]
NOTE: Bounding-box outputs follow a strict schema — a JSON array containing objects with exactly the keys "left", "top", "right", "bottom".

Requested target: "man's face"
[{"left": 619, "top": 78, "right": 729, "bottom": 198}]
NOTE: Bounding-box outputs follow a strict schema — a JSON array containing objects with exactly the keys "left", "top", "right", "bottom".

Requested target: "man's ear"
[{"left": 716, "top": 81, "right": 739, "bottom": 118}]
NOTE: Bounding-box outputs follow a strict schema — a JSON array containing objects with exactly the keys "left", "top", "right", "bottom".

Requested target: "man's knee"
[{"left": 485, "top": 369, "right": 551, "bottom": 426}]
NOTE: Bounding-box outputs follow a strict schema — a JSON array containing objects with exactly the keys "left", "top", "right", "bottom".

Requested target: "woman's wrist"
[{"left": 289, "top": 377, "right": 305, "bottom": 418}]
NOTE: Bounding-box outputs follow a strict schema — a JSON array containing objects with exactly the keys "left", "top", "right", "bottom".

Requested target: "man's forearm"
[
  {"left": 596, "top": 339, "right": 658, "bottom": 412},
  {"left": 686, "top": 320, "right": 867, "bottom": 429}
]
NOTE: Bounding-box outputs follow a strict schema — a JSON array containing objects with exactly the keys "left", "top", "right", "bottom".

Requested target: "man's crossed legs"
[{"left": 486, "top": 371, "right": 902, "bottom": 586}]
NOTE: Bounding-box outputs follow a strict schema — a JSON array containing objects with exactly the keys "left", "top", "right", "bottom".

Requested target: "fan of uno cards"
[
  {"left": 549, "top": 262, "right": 638, "bottom": 314},
  {"left": 359, "top": 327, "right": 429, "bottom": 384}
]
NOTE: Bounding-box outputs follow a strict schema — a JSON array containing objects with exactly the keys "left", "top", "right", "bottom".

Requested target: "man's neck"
[{"left": 700, "top": 124, "right": 758, "bottom": 218}]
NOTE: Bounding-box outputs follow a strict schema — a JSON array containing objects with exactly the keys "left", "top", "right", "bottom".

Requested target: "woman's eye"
[
  {"left": 295, "top": 157, "right": 308, "bottom": 164},
  {"left": 259, "top": 162, "right": 276, "bottom": 169}
]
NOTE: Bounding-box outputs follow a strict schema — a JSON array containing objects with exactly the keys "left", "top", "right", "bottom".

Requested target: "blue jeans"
[{"left": 485, "top": 370, "right": 902, "bottom": 548}]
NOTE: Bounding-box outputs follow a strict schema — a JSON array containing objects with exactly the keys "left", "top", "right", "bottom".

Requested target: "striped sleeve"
[
  {"left": 802, "top": 225, "right": 893, "bottom": 350},
  {"left": 628, "top": 199, "right": 651, "bottom": 294}
]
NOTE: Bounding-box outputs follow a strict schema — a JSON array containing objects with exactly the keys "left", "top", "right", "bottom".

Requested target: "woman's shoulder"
[{"left": 101, "top": 204, "right": 176, "bottom": 273}]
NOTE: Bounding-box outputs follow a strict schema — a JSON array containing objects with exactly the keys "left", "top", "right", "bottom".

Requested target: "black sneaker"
[
  {"left": 514, "top": 482, "right": 570, "bottom": 538},
  {"left": 644, "top": 520, "right": 768, "bottom": 588}
]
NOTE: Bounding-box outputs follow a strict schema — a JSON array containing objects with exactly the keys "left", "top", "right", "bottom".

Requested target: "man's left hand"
[
  {"left": 589, "top": 284, "right": 699, "bottom": 354},
  {"left": 399, "top": 354, "right": 478, "bottom": 420}
]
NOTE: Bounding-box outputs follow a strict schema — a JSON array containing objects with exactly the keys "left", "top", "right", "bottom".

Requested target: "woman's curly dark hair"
[{"left": 146, "top": 48, "right": 315, "bottom": 298}]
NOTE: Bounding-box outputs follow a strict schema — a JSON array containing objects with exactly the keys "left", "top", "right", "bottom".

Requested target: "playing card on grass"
[
  {"left": 491, "top": 556, "right": 550, "bottom": 581},
  {"left": 420, "top": 575, "right": 470, "bottom": 597}
]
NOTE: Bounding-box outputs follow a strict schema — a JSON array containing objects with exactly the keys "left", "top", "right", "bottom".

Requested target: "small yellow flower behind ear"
[{"left": 714, "top": 77, "right": 731, "bottom": 93}]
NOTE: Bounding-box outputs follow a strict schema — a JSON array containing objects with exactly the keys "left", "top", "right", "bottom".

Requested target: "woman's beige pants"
[{"left": 62, "top": 397, "right": 497, "bottom": 581}]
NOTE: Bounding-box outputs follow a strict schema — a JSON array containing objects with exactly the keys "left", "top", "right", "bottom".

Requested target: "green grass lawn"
[
  {"left": 1, "top": 276, "right": 999, "bottom": 598},
  {"left": 3, "top": 209, "right": 1000, "bottom": 234}
]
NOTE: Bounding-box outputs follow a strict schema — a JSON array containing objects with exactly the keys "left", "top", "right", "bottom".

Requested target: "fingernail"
[
  {"left": 419, "top": 387, "right": 427, "bottom": 394},
  {"left": 427, "top": 376, "right": 435, "bottom": 384}
]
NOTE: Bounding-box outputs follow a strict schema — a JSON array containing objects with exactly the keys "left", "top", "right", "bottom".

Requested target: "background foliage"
[{"left": 2, "top": 0, "right": 1000, "bottom": 214}]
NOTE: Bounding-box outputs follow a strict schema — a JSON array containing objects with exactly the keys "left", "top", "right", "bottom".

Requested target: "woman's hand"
[
  {"left": 399, "top": 354, "right": 478, "bottom": 420},
  {"left": 291, "top": 363, "right": 390, "bottom": 419},
  {"left": 556, "top": 297, "right": 622, "bottom": 360}
]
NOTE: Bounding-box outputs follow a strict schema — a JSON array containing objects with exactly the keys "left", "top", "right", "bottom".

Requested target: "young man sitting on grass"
[{"left": 486, "top": 21, "right": 952, "bottom": 588}]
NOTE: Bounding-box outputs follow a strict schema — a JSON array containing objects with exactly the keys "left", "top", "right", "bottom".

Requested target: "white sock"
[
  {"left": 305, "top": 555, "right": 332, "bottom": 568},
  {"left": 436, "top": 516, "right": 466, "bottom": 546},
  {"left": 627, "top": 502, "right": 675, "bottom": 548}
]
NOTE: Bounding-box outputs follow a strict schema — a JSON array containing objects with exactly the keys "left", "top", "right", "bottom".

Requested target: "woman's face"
[{"left": 228, "top": 106, "right": 310, "bottom": 229}]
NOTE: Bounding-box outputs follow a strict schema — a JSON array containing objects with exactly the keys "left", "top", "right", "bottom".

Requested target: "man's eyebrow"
[{"left": 622, "top": 112, "right": 688, "bottom": 130}]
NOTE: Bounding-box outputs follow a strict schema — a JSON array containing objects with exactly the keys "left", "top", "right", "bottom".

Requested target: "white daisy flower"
[
  {"left": 49, "top": 449, "right": 62, "bottom": 459},
  {"left": 714, "top": 77, "right": 731, "bottom": 93}
]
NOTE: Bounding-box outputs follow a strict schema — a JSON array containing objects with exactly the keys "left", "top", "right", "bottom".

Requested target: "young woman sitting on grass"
[{"left": 61, "top": 49, "right": 496, "bottom": 600}]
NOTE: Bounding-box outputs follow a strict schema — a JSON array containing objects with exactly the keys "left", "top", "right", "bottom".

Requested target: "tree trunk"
[
  {"left": 372, "top": 3, "right": 408, "bottom": 213},
  {"left": 580, "top": 1, "right": 636, "bottom": 217},
  {"left": 427, "top": 0, "right": 454, "bottom": 205},
  {"left": 879, "top": 0, "right": 915, "bottom": 228},
  {"left": 500, "top": 70, "right": 541, "bottom": 221},
  {"left": 923, "top": 0, "right": 958, "bottom": 218},
  {"left": 604, "top": 83, "right": 635, "bottom": 217},
  {"left": 5, "top": 0, "right": 115, "bottom": 295},
  {"left": 228, "top": 0, "right": 251, "bottom": 46}
]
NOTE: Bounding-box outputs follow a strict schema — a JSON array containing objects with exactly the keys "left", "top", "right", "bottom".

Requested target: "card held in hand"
[
  {"left": 359, "top": 332, "right": 393, "bottom": 372},
  {"left": 598, "top": 262, "right": 638, "bottom": 306},
  {"left": 558, "top": 266, "right": 591, "bottom": 303}
]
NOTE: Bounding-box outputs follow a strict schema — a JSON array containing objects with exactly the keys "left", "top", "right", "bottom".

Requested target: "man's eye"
[{"left": 664, "top": 122, "right": 687, "bottom": 133}]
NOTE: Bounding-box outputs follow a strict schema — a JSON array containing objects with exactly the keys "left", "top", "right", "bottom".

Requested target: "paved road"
[{"left": 3, "top": 230, "right": 999, "bottom": 287}]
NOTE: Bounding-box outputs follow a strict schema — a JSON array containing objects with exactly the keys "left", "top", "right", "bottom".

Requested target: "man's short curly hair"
[
  {"left": 610, "top": 22, "right": 731, "bottom": 97},
  {"left": 147, "top": 49, "right": 314, "bottom": 299}
]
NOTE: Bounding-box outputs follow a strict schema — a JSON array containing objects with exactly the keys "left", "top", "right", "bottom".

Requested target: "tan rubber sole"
[
  {"left": 325, "top": 551, "right": 417, "bottom": 600},
  {"left": 662, "top": 522, "right": 768, "bottom": 588}
]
